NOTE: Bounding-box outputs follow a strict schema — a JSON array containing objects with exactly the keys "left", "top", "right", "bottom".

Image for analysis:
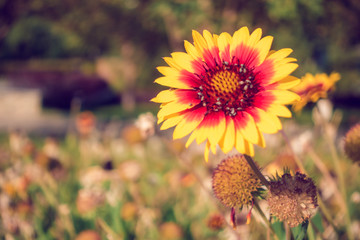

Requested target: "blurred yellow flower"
[
  {"left": 75, "top": 230, "right": 101, "bottom": 240},
  {"left": 152, "top": 27, "right": 300, "bottom": 161},
  {"left": 159, "top": 222, "right": 183, "bottom": 240},
  {"left": 292, "top": 72, "right": 340, "bottom": 112}
]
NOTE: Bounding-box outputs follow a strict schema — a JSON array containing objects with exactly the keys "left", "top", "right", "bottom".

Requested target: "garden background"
[{"left": 0, "top": 0, "right": 360, "bottom": 239}]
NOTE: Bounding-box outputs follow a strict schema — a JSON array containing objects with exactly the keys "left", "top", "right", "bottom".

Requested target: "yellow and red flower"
[
  {"left": 292, "top": 72, "right": 340, "bottom": 112},
  {"left": 152, "top": 27, "right": 300, "bottom": 161}
]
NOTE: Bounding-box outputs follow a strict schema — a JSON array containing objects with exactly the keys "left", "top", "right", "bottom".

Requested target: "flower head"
[
  {"left": 75, "top": 230, "right": 101, "bottom": 240},
  {"left": 267, "top": 172, "right": 318, "bottom": 227},
  {"left": 292, "top": 72, "right": 340, "bottom": 112},
  {"left": 212, "top": 155, "right": 262, "bottom": 208},
  {"left": 206, "top": 213, "right": 225, "bottom": 231},
  {"left": 344, "top": 123, "right": 360, "bottom": 164},
  {"left": 152, "top": 27, "right": 300, "bottom": 161},
  {"left": 159, "top": 222, "right": 183, "bottom": 240},
  {"left": 76, "top": 111, "right": 96, "bottom": 136}
]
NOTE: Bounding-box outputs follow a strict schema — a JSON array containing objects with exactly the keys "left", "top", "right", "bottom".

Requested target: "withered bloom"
[
  {"left": 267, "top": 172, "right": 318, "bottom": 227},
  {"left": 344, "top": 123, "right": 360, "bottom": 164}
]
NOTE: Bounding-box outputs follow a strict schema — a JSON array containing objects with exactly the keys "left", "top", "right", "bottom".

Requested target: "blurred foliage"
[
  {"left": 0, "top": 0, "right": 359, "bottom": 95},
  {"left": 0, "top": 106, "right": 359, "bottom": 239}
]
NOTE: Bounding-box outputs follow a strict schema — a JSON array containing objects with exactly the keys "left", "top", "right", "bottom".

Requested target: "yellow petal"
[
  {"left": 185, "top": 130, "right": 197, "bottom": 148},
  {"left": 267, "top": 48, "right": 293, "bottom": 60},
  {"left": 252, "top": 107, "right": 279, "bottom": 134},
  {"left": 163, "top": 57, "right": 181, "bottom": 70},
  {"left": 244, "top": 141, "right": 255, "bottom": 156},
  {"left": 151, "top": 90, "right": 177, "bottom": 103},
  {"left": 230, "top": 27, "right": 250, "bottom": 54},
  {"left": 204, "top": 141, "right": 210, "bottom": 162},
  {"left": 257, "top": 128, "right": 266, "bottom": 148},
  {"left": 254, "top": 36, "right": 273, "bottom": 65},
  {"left": 195, "top": 112, "right": 226, "bottom": 146},
  {"left": 213, "top": 34, "right": 219, "bottom": 42},
  {"left": 270, "top": 63, "right": 298, "bottom": 83},
  {"left": 155, "top": 76, "right": 191, "bottom": 89},
  {"left": 270, "top": 113, "right": 282, "bottom": 130},
  {"left": 218, "top": 32, "right": 232, "bottom": 60},
  {"left": 157, "top": 66, "right": 178, "bottom": 76},
  {"left": 210, "top": 142, "right": 217, "bottom": 154},
  {"left": 184, "top": 40, "right": 201, "bottom": 60},
  {"left": 278, "top": 57, "right": 297, "bottom": 64},
  {"left": 268, "top": 104, "right": 292, "bottom": 118},
  {"left": 271, "top": 90, "right": 301, "bottom": 104},
  {"left": 203, "top": 30, "right": 216, "bottom": 51},
  {"left": 247, "top": 28, "right": 262, "bottom": 48},
  {"left": 239, "top": 112, "right": 259, "bottom": 144},
  {"left": 192, "top": 30, "right": 208, "bottom": 55},
  {"left": 219, "top": 117, "right": 235, "bottom": 153},
  {"left": 275, "top": 76, "right": 300, "bottom": 90},
  {"left": 235, "top": 130, "right": 246, "bottom": 154},
  {"left": 218, "top": 32, "right": 232, "bottom": 48},
  {"left": 207, "top": 114, "right": 226, "bottom": 146},
  {"left": 171, "top": 52, "right": 195, "bottom": 73},
  {"left": 157, "top": 101, "right": 192, "bottom": 120},
  {"left": 173, "top": 108, "right": 206, "bottom": 139},
  {"left": 160, "top": 114, "right": 184, "bottom": 130}
]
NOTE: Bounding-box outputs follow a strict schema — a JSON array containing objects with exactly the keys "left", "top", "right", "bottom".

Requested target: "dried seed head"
[
  {"left": 344, "top": 123, "right": 360, "bottom": 164},
  {"left": 212, "top": 155, "right": 262, "bottom": 208},
  {"left": 267, "top": 172, "right": 318, "bottom": 227}
]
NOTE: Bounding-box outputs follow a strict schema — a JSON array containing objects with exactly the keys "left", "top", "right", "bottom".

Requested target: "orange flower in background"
[
  {"left": 152, "top": 27, "right": 300, "bottom": 161},
  {"left": 206, "top": 213, "right": 225, "bottom": 231},
  {"left": 292, "top": 72, "right": 340, "bottom": 112},
  {"left": 76, "top": 111, "right": 96, "bottom": 136}
]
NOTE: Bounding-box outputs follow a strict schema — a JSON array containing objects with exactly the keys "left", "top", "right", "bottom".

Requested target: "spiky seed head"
[
  {"left": 344, "top": 123, "right": 360, "bottom": 164},
  {"left": 212, "top": 155, "right": 262, "bottom": 208},
  {"left": 267, "top": 172, "right": 318, "bottom": 227}
]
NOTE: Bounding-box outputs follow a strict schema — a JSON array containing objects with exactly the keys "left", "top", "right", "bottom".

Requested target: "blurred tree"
[{"left": 0, "top": 0, "right": 359, "bottom": 101}]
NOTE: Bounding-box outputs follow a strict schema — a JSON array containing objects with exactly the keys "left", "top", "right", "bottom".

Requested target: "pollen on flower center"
[{"left": 196, "top": 61, "right": 261, "bottom": 116}]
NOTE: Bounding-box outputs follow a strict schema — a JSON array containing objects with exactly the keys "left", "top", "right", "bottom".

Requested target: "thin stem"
[
  {"left": 284, "top": 222, "right": 291, "bottom": 240},
  {"left": 279, "top": 130, "right": 306, "bottom": 173},
  {"left": 307, "top": 220, "right": 315, "bottom": 240},
  {"left": 317, "top": 193, "right": 339, "bottom": 232},
  {"left": 307, "top": 145, "right": 345, "bottom": 211},
  {"left": 280, "top": 129, "right": 340, "bottom": 234},
  {"left": 317, "top": 107, "right": 354, "bottom": 240},
  {"left": 170, "top": 148, "right": 242, "bottom": 238},
  {"left": 253, "top": 200, "right": 278, "bottom": 240},
  {"left": 244, "top": 155, "right": 269, "bottom": 188}
]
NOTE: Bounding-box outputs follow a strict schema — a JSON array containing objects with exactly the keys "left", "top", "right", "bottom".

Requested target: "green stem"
[
  {"left": 253, "top": 200, "right": 278, "bottom": 240},
  {"left": 280, "top": 129, "right": 341, "bottom": 234},
  {"left": 279, "top": 130, "right": 306, "bottom": 173},
  {"left": 323, "top": 123, "right": 353, "bottom": 240},
  {"left": 244, "top": 154, "right": 269, "bottom": 188},
  {"left": 172, "top": 149, "right": 242, "bottom": 238}
]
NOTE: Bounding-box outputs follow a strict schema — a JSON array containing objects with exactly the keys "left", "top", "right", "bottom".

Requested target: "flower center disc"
[{"left": 197, "top": 62, "right": 260, "bottom": 116}]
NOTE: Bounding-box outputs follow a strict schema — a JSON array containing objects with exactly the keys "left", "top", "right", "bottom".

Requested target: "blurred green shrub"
[{"left": 0, "top": 17, "right": 83, "bottom": 59}]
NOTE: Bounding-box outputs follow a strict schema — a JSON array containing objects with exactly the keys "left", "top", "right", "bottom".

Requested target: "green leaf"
[
  {"left": 271, "top": 219, "right": 286, "bottom": 240},
  {"left": 291, "top": 220, "right": 309, "bottom": 240}
]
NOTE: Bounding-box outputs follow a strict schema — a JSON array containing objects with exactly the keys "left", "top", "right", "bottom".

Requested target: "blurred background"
[
  {"left": 0, "top": 0, "right": 360, "bottom": 133},
  {"left": 0, "top": 0, "right": 360, "bottom": 239}
]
